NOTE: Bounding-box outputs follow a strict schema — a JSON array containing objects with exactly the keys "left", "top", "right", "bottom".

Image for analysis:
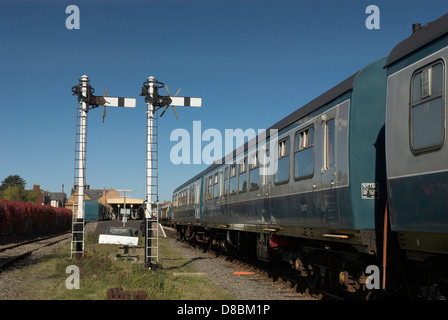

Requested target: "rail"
[{"left": 0, "top": 232, "right": 70, "bottom": 274}]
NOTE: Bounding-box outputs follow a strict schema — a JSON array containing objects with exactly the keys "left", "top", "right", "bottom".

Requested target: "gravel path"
[{"left": 166, "top": 237, "right": 312, "bottom": 300}]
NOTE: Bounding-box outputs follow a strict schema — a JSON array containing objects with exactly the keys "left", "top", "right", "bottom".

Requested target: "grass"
[{"left": 7, "top": 232, "right": 234, "bottom": 300}]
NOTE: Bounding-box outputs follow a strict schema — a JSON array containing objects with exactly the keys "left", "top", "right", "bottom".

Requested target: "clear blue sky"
[{"left": 1, "top": 0, "right": 447, "bottom": 202}]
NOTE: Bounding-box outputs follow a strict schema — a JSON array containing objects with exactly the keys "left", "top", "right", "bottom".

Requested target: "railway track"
[
  {"left": 163, "top": 226, "right": 343, "bottom": 300},
  {"left": 217, "top": 249, "right": 346, "bottom": 300},
  {"left": 0, "top": 232, "right": 71, "bottom": 274},
  {"left": 165, "top": 225, "right": 426, "bottom": 300}
]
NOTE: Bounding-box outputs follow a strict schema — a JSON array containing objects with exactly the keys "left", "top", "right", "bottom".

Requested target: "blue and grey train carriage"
[
  {"left": 172, "top": 13, "right": 448, "bottom": 297},
  {"left": 173, "top": 57, "right": 388, "bottom": 292},
  {"left": 385, "top": 15, "right": 448, "bottom": 265}
]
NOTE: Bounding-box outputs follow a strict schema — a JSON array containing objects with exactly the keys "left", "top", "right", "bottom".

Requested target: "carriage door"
[
  {"left": 194, "top": 182, "right": 201, "bottom": 220},
  {"left": 259, "top": 145, "right": 271, "bottom": 220},
  {"left": 320, "top": 107, "right": 339, "bottom": 226},
  {"left": 217, "top": 169, "right": 227, "bottom": 218}
]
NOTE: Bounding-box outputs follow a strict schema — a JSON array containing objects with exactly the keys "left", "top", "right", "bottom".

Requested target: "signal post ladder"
[{"left": 141, "top": 76, "right": 202, "bottom": 268}]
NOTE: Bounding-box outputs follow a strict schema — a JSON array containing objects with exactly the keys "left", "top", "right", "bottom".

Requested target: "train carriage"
[
  {"left": 172, "top": 13, "right": 448, "bottom": 296},
  {"left": 174, "top": 57, "right": 388, "bottom": 280},
  {"left": 173, "top": 179, "right": 202, "bottom": 223},
  {"left": 205, "top": 57, "right": 387, "bottom": 247},
  {"left": 385, "top": 15, "right": 448, "bottom": 258}
]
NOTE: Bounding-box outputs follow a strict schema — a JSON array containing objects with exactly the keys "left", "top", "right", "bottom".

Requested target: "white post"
[
  {"left": 143, "top": 76, "right": 158, "bottom": 267},
  {"left": 122, "top": 192, "right": 127, "bottom": 227},
  {"left": 140, "top": 76, "right": 202, "bottom": 267},
  {"left": 77, "top": 75, "right": 89, "bottom": 219},
  {"left": 146, "top": 76, "right": 155, "bottom": 218}
]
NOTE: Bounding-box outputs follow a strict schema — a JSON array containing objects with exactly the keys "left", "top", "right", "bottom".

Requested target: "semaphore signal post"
[
  {"left": 71, "top": 75, "right": 136, "bottom": 259},
  {"left": 140, "top": 76, "right": 202, "bottom": 268},
  {"left": 70, "top": 75, "right": 201, "bottom": 264}
]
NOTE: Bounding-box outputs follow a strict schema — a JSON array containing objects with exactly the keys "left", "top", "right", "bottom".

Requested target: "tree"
[
  {"left": 1, "top": 185, "right": 29, "bottom": 202},
  {"left": 0, "top": 175, "right": 38, "bottom": 203},
  {"left": 0, "top": 175, "right": 26, "bottom": 192}
]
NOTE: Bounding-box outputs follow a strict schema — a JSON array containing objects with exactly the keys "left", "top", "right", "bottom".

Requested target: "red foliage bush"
[{"left": 0, "top": 199, "right": 71, "bottom": 241}]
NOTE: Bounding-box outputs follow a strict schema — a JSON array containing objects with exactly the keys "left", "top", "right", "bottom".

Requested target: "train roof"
[
  {"left": 173, "top": 70, "right": 360, "bottom": 193},
  {"left": 386, "top": 13, "right": 448, "bottom": 68},
  {"left": 269, "top": 72, "right": 358, "bottom": 131}
]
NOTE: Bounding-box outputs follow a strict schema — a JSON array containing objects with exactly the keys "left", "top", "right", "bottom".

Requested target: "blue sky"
[{"left": 1, "top": 0, "right": 447, "bottom": 203}]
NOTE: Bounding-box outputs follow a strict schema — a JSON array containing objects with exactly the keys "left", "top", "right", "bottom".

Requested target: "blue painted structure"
[
  {"left": 173, "top": 57, "right": 388, "bottom": 255},
  {"left": 84, "top": 200, "right": 108, "bottom": 222}
]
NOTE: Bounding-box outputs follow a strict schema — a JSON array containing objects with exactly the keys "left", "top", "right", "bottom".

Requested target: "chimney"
[
  {"left": 103, "top": 187, "right": 107, "bottom": 205},
  {"left": 412, "top": 23, "right": 421, "bottom": 34},
  {"left": 33, "top": 184, "right": 43, "bottom": 205}
]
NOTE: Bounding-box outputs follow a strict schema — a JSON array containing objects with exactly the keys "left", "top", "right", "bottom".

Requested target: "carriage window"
[
  {"left": 188, "top": 187, "right": 190, "bottom": 204},
  {"left": 294, "top": 126, "right": 314, "bottom": 179},
  {"left": 275, "top": 138, "right": 290, "bottom": 184},
  {"left": 249, "top": 152, "right": 260, "bottom": 190},
  {"left": 224, "top": 167, "right": 229, "bottom": 196},
  {"left": 411, "top": 61, "right": 445, "bottom": 152},
  {"left": 229, "top": 164, "right": 237, "bottom": 195},
  {"left": 187, "top": 186, "right": 191, "bottom": 205},
  {"left": 239, "top": 158, "right": 247, "bottom": 193},
  {"left": 213, "top": 173, "right": 219, "bottom": 198},
  {"left": 219, "top": 171, "right": 223, "bottom": 196},
  {"left": 325, "top": 119, "right": 335, "bottom": 170},
  {"left": 195, "top": 183, "right": 200, "bottom": 204},
  {"left": 261, "top": 147, "right": 271, "bottom": 186},
  {"left": 208, "top": 176, "right": 213, "bottom": 200}
]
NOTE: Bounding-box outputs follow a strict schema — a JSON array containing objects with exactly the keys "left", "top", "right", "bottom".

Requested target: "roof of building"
[
  {"left": 106, "top": 197, "right": 144, "bottom": 205},
  {"left": 85, "top": 189, "right": 106, "bottom": 201},
  {"left": 44, "top": 192, "right": 67, "bottom": 202}
]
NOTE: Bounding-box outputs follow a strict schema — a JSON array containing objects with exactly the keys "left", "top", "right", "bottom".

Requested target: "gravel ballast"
[{"left": 166, "top": 237, "right": 312, "bottom": 300}]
